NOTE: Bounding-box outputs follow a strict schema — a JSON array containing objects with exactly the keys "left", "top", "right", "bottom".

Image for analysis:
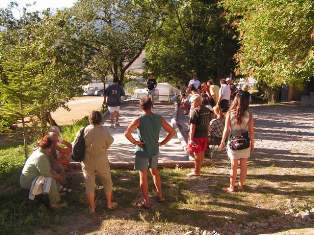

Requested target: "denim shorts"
[{"left": 134, "top": 155, "right": 158, "bottom": 170}]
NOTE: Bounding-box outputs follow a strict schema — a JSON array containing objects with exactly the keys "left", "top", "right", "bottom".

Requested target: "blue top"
[{"left": 105, "top": 83, "right": 125, "bottom": 107}]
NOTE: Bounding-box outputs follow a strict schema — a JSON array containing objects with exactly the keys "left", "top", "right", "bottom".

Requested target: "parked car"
[
  {"left": 82, "top": 81, "right": 105, "bottom": 96},
  {"left": 133, "top": 82, "right": 179, "bottom": 102},
  {"left": 134, "top": 88, "right": 149, "bottom": 99},
  {"left": 83, "top": 87, "right": 97, "bottom": 96},
  {"left": 155, "top": 83, "right": 180, "bottom": 102},
  {"left": 95, "top": 89, "right": 104, "bottom": 96}
]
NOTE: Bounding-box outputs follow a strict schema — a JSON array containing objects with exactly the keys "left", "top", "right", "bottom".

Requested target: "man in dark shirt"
[
  {"left": 147, "top": 74, "right": 157, "bottom": 100},
  {"left": 187, "top": 94, "right": 212, "bottom": 176},
  {"left": 104, "top": 82, "right": 125, "bottom": 128}
]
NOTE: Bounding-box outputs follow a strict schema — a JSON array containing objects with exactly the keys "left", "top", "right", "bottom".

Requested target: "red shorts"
[{"left": 187, "top": 137, "right": 208, "bottom": 154}]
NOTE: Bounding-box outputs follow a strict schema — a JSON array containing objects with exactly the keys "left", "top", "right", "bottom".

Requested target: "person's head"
[
  {"left": 220, "top": 79, "right": 226, "bottom": 85},
  {"left": 89, "top": 111, "right": 103, "bottom": 125},
  {"left": 229, "top": 90, "right": 250, "bottom": 124},
  {"left": 207, "top": 80, "right": 214, "bottom": 86},
  {"left": 140, "top": 96, "right": 153, "bottom": 112},
  {"left": 148, "top": 73, "right": 154, "bottom": 80},
  {"left": 48, "top": 131, "right": 59, "bottom": 144},
  {"left": 226, "top": 77, "right": 232, "bottom": 84},
  {"left": 190, "top": 94, "right": 202, "bottom": 109},
  {"left": 213, "top": 103, "right": 227, "bottom": 118},
  {"left": 191, "top": 70, "right": 197, "bottom": 80},
  {"left": 50, "top": 126, "right": 61, "bottom": 137},
  {"left": 190, "top": 85, "right": 198, "bottom": 93},
  {"left": 37, "top": 135, "right": 57, "bottom": 155},
  {"left": 242, "top": 84, "right": 249, "bottom": 92}
]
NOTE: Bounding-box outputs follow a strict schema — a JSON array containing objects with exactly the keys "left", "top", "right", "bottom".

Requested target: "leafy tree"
[
  {"left": 222, "top": 0, "right": 314, "bottom": 101},
  {"left": 71, "top": 0, "right": 165, "bottom": 83},
  {"left": 0, "top": 6, "right": 88, "bottom": 157},
  {"left": 145, "top": 0, "right": 239, "bottom": 85}
]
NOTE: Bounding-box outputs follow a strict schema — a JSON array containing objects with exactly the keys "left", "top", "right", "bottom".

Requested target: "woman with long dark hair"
[{"left": 219, "top": 91, "right": 254, "bottom": 192}]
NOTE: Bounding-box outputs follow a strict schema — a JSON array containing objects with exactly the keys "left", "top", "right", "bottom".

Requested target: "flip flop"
[
  {"left": 223, "top": 187, "right": 235, "bottom": 193},
  {"left": 107, "top": 202, "right": 118, "bottom": 210},
  {"left": 155, "top": 196, "right": 165, "bottom": 203},
  {"left": 135, "top": 200, "right": 151, "bottom": 209},
  {"left": 187, "top": 172, "right": 201, "bottom": 177}
]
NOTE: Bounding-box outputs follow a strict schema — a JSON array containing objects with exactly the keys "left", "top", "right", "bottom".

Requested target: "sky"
[{"left": 0, "top": 0, "right": 78, "bottom": 12}]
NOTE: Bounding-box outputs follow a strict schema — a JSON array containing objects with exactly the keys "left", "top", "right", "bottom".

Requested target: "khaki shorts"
[
  {"left": 108, "top": 106, "right": 120, "bottom": 113},
  {"left": 81, "top": 155, "right": 112, "bottom": 193}
]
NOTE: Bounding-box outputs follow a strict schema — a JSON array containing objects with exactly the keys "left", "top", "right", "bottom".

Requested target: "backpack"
[
  {"left": 71, "top": 127, "right": 86, "bottom": 162},
  {"left": 229, "top": 131, "right": 250, "bottom": 151}
]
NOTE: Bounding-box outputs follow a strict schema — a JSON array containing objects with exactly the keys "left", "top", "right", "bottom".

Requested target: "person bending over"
[{"left": 20, "top": 135, "right": 65, "bottom": 208}]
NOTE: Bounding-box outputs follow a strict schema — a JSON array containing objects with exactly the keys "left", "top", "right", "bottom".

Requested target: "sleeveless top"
[
  {"left": 229, "top": 110, "right": 250, "bottom": 136},
  {"left": 136, "top": 113, "right": 162, "bottom": 157}
]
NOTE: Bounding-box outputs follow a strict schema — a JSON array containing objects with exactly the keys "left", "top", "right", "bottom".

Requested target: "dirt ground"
[{"left": 36, "top": 103, "right": 314, "bottom": 235}]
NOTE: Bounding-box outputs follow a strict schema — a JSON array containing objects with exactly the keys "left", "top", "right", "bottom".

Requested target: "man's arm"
[
  {"left": 189, "top": 124, "right": 196, "bottom": 143},
  {"left": 124, "top": 118, "right": 144, "bottom": 147},
  {"left": 248, "top": 113, "right": 254, "bottom": 152},
  {"left": 218, "top": 87, "right": 222, "bottom": 102},
  {"left": 159, "top": 117, "right": 175, "bottom": 146}
]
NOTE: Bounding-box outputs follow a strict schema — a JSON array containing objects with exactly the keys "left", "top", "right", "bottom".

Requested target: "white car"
[
  {"left": 155, "top": 83, "right": 180, "bottom": 102},
  {"left": 133, "top": 82, "right": 179, "bottom": 102}
]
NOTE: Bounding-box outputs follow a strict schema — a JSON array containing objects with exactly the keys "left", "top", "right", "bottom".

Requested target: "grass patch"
[{"left": 1, "top": 115, "right": 314, "bottom": 234}]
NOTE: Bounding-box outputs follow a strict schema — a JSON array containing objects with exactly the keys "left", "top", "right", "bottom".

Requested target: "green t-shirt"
[
  {"left": 20, "top": 148, "right": 52, "bottom": 189},
  {"left": 136, "top": 113, "right": 162, "bottom": 157}
]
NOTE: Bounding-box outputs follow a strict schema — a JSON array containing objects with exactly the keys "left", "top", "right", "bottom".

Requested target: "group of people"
[
  {"left": 19, "top": 96, "right": 176, "bottom": 211},
  {"left": 182, "top": 74, "right": 254, "bottom": 193},
  {"left": 19, "top": 74, "right": 254, "bottom": 212}
]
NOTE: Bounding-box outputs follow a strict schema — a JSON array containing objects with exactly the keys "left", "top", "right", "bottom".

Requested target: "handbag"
[
  {"left": 229, "top": 131, "right": 250, "bottom": 151},
  {"left": 71, "top": 127, "right": 86, "bottom": 162}
]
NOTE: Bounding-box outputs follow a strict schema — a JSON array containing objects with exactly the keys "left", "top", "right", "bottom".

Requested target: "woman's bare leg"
[
  {"left": 239, "top": 158, "right": 248, "bottom": 188},
  {"left": 86, "top": 192, "right": 96, "bottom": 213}
]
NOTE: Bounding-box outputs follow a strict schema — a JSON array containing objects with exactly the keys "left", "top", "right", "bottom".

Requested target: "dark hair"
[
  {"left": 140, "top": 97, "right": 153, "bottom": 110},
  {"left": 220, "top": 79, "right": 226, "bottom": 84},
  {"left": 38, "top": 135, "right": 54, "bottom": 149},
  {"left": 229, "top": 90, "right": 250, "bottom": 124},
  {"left": 89, "top": 111, "right": 103, "bottom": 125},
  {"left": 190, "top": 85, "right": 197, "bottom": 92},
  {"left": 207, "top": 80, "right": 214, "bottom": 85}
]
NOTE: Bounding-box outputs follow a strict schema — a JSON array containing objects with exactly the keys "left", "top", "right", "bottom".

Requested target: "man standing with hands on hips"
[{"left": 124, "top": 97, "right": 175, "bottom": 209}]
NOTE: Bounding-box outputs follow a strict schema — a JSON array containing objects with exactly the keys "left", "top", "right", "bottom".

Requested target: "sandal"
[
  {"left": 107, "top": 202, "right": 118, "bottom": 210},
  {"left": 135, "top": 200, "right": 151, "bottom": 209},
  {"left": 187, "top": 172, "right": 200, "bottom": 177},
  {"left": 238, "top": 184, "right": 248, "bottom": 191},
  {"left": 223, "top": 187, "right": 235, "bottom": 193},
  {"left": 156, "top": 196, "right": 165, "bottom": 203}
]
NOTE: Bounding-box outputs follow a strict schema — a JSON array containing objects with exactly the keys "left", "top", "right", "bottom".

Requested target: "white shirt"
[
  {"left": 220, "top": 84, "right": 231, "bottom": 101},
  {"left": 188, "top": 79, "right": 201, "bottom": 89}
]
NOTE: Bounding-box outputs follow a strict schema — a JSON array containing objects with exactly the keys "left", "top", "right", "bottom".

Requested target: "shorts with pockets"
[
  {"left": 108, "top": 106, "right": 120, "bottom": 113},
  {"left": 135, "top": 155, "right": 158, "bottom": 171}
]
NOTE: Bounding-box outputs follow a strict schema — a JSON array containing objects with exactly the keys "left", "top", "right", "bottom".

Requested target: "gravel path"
[
  {"left": 251, "top": 104, "right": 314, "bottom": 168},
  {"left": 104, "top": 104, "right": 188, "bottom": 163}
]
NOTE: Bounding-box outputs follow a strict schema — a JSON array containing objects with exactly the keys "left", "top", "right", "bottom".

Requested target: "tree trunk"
[
  {"left": 44, "top": 112, "right": 59, "bottom": 128},
  {"left": 19, "top": 99, "right": 28, "bottom": 159},
  {"left": 102, "top": 80, "right": 107, "bottom": 112},
  {"left": 265, "top": 87, "right": 280, "bottom": 104}
]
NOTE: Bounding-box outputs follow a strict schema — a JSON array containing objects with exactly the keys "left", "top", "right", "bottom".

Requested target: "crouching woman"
[{"left": 20, "top": 135, "right": 65, "bottom": 208}]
